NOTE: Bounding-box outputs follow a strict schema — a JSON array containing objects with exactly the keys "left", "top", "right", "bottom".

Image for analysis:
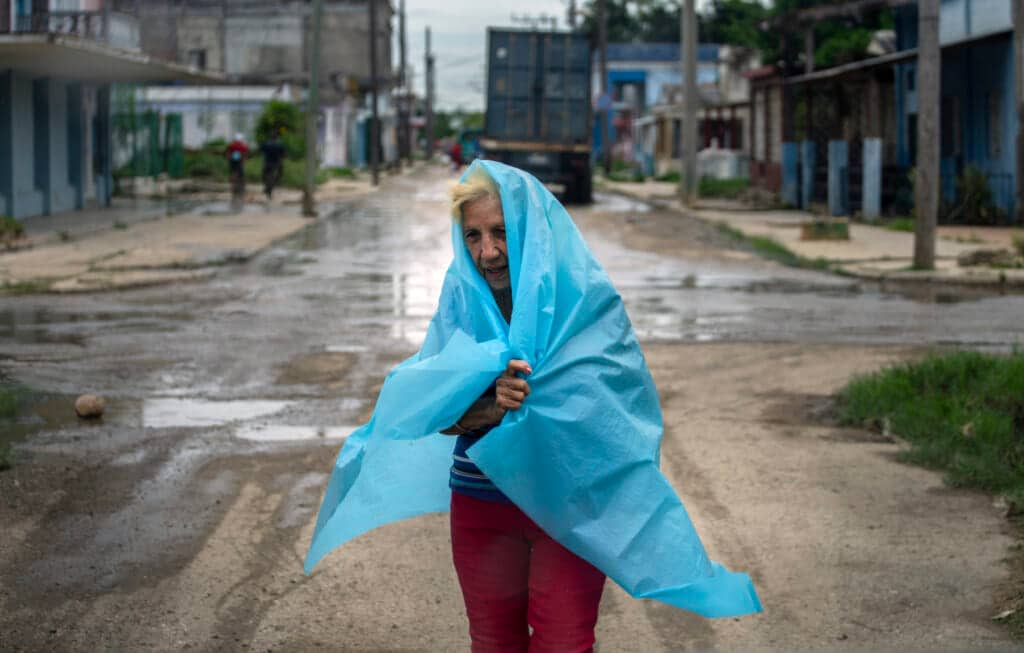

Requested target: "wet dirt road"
[{"left": 1, "top": 165, "right": 1022, "bottom": 652}]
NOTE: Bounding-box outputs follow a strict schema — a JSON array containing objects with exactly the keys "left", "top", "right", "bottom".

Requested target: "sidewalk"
[
  {"left": 601, "top": 178, "right": 1024, "bottom": 288},
  {"left": 0, "top": 175, "right": 381, "bottom": 294}
]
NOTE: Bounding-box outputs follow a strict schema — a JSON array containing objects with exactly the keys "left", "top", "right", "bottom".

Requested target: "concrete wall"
[
  {"left": 901, "top": 0, "right": 1012, "bottom": 46},
  {"left": 321, "top": 1, "right": 392, "bottom": 82},
  {"left": 2, "top": 72, "right": 44, "bottom": 218},
  {"left": 0, "top": 70, "right": 107, "bottom": 219},
  {"left": 940, "top": 0, "right": 1012, "bottom": 41},
  {"left": 177, "top": 15, "right": 222, "bottom": 71},
  {"left": 45, "top": 79, "right": 79, "bottom": 215},
  {"left": 225, "top": 14, "right": 304, "bottom": 76}
]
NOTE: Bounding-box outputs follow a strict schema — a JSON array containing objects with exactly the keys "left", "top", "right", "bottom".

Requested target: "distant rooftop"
[{"left": 606, "top": 42, "right": 720, "bottom": 63}]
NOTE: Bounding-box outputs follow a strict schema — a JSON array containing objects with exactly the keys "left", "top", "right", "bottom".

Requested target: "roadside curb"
[{"left": 599, "top": 183, "right": 1024, "bottom": 291}]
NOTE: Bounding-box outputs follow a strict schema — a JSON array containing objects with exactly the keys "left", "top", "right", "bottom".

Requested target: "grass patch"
[
  {"left": 801, "top": 219, "right": 849, "bottom": 241},
  {"left": 0, "top": 379, "right": 31, "bottom": 471},
  {"left": 883, "top": 217, "right": 916, "bottom": 232},
  {"left": 716, "top": 223, "right": 831, "bottom": 270},
  {"left": 837, "top": 350, "right": 1024, "bottom": 512},
  {"left": 0, "top": 214, "right": 24, "bottom": 240},
  {"left": 655, "top": 171, "right": 680, "bottom": 183},
  {"left": 2, "top": 279, "right": 53, "bottom": 295},
  {"left": 326, "top": 166, "right": 357, "bottom": 179},
  {"left": 699, "top": 176, "right": 749, "bottom": 199}
]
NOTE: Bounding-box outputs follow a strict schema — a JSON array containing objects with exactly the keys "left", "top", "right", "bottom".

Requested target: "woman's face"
[{"left": 461, "top": 196, "right": 509, "bottom": 290}]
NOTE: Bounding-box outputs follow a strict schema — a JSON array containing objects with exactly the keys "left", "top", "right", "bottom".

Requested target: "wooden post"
[
  {"left": 369, "top": 0, "right": 380, "bottom": 185},
  {"left": 1014, "top": 0, "right": 1024, "bottom": 222},
  {"left": 398, "top": 0, "right": 408, "bottom": 166},
  {"left": 301, "top": 0, "right": 323, "bottom": 217},
  {"left": 680, "top": 0, "right": 698, "bottom": 205},
  {"left": 599, "top": 0, "right": 610, "bottom": 174},
  {"left": 425, "top": 27, "right": 435, "bottom": 160},
  {"left": 914, "top": 0, "right": 940, "bottom": 268}
]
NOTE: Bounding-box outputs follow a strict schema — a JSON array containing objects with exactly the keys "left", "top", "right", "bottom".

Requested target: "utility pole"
[
  {"left": 369, "top": 0, "right": 380, "bottom": 185},
  {"left": 913, "top": 0, "right": 939, "bottom": 268},
  {"left": 598, "top": 0, "right": 610, "bottom": 174},
  {"left": 425, "top": 27, "right": 435, "bottom": 161},
  {"left": 219, "top": 0, "right": 229, "bottom": 73},
  {"left": 399, "top": 0, "right": 409, "bottom": 165},
  {"left": 302, "top": 0, "right": 324, "bottom": 217},
  {"left": 1014, "top": 0, "right": 1024, "bottom": 222},
  {"left": 679, "top": 0, "right": 698, "bottom": 205},
  {"left": 568, "top": 0, "right": 577, "bottom": 30}
]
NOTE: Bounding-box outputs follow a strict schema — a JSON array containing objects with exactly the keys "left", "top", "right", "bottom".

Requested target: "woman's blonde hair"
[{"left": 450, "top": 168, "right": 501, "bottom": 220}]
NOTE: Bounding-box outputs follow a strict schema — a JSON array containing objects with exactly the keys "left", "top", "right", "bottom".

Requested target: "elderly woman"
[
  {"left": 305, "top": 161, "right": 761, "bottom": 653},
  {"left": 442, "top": 170, "right": 606, "bottom": 652}
]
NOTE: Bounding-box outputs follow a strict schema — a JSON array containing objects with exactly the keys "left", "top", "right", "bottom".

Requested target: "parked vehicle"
[{"left": 481, "top": 29, "right": 593, "bottom": 203}]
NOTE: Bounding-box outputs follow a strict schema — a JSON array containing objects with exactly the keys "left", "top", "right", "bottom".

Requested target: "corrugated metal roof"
[{"left": 605, "top": 42, "right": 719, "bottom": 63}]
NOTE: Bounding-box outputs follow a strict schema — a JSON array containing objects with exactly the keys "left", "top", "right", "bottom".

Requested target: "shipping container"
[{"left": 482, "top": 29, "right": 593, "bottom": 203}]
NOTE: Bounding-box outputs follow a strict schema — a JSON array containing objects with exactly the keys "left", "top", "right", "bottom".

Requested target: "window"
[{"left": 188, "top": 49, "right": 207, "bottom": 70}]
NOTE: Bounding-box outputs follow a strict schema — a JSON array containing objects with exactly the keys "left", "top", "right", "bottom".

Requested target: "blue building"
[
  {"left": 594, "top": 42, "right": 757, "bottom": 172},
  {"left": 894, "top": 0, "right": 1017, "bottom": 217},
  {"left": 0, "top": 0, "right": 213, "bottom": 221}
]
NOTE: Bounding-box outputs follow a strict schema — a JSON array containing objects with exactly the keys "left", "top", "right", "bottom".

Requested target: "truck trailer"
[{"left": 481, "top": 28, "right": 593, "bottom": 204}]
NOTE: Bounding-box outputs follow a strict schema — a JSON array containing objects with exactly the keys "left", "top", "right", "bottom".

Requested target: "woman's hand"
[{"left": 495, "top": 359, "right": 532, "bottom": 411}]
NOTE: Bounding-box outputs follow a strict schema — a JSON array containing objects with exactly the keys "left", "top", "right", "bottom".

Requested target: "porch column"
[
  {"left": 801, "top": 139, "right": 815, "bottom": 209},
  {"left": 828, "top": 139, "right": 849, "bottom": 216},
  {"left": 1014, "top": 0, "right": 1023, "bottom": 221},
  {"left": 781, "top": 142, "right": 799, "bottom": 206},
  {"left": 0, "top": 71, "right": 11, "bottom": 216},
  {"left": 862, "top": 74, "right": 883, "bottom": 219}
]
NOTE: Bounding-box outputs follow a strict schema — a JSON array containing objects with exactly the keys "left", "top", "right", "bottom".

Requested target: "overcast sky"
[{"left": 400, "top": 1, "right": 580, "bottom": 111}]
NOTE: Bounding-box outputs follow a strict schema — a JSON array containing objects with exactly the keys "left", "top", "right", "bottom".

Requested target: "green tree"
[
  {"left": 577, "top": 0, "right": 891, "bottom": 71},
  {"left": 255, "top": 100, "right": 304, "bottom": 159},
  {"left": 699, "top": 0, "right": 770, "bottom": 51}
]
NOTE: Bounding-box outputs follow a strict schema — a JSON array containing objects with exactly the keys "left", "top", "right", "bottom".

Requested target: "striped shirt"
[{"left": 449, "top": 387, "right": 512, "bottom": 503}]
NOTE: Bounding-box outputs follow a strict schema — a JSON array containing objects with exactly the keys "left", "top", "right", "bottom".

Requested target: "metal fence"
[{"left": 112, "top": 86, "right": 185, "bottom": 182}]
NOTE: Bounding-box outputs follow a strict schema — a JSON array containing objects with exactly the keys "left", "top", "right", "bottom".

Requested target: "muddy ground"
[{"left": 1, "top": 167, "right": 1022, "bottom": 652}]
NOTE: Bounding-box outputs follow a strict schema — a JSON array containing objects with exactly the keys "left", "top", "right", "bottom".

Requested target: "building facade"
[
  {"left": 0, "top": 0, "right": 212, "bottom": 220},
  {"left": 894, "top": 0, "right": 1017, "bottom": 216},
  {"left": 596, "top": 42, "right": 759, "bottom": 177},
  {"left": 132, "top": 0, "right": 396, "bottom": 169}
]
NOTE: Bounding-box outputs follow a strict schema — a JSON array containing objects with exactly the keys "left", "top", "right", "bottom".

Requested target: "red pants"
[{"left": 450, "top": 493, "right": 606, "bottom": 653}]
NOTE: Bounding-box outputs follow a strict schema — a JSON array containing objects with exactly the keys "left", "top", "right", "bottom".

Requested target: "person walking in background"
[
  {"left": 449, "top": 139, "right": 464, "bottom": 171},
  {"left": 260, "top": 129, "right": 286, "bottom": 200},
  {"left": 225, "top": 133, "right": 249, "bottom": 211}
]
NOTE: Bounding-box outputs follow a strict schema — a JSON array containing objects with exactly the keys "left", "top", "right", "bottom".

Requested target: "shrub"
[
  {"left": 0, "top": 214, "right": 24, "bottom": 240},
  {"left": 327, "top": 166, "right": 357, "bottom": 179},
  {"left": 255, "top": 100, "right": 305, "bottom": 159},
  {"left": 943, "top": 165, "right": 1007, "bottom": 225},
  {"left": 699, "top": 176, "right": 749, "bottom": 199}
]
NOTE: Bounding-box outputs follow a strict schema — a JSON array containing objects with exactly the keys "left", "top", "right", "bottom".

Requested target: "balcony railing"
[
  {"left": 12, "top": 10, "right": 140, "bottom": 51},
  {"left": 16, "top": 11, "right": 106, "bottom": 38}
]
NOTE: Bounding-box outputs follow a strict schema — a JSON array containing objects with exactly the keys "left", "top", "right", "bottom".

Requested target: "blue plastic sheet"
[{"left": 305, "top": 160, "right": 762, "bottom": 618}]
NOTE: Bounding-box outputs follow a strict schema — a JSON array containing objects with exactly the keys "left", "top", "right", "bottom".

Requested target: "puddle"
[
  {"left": 233, "top": 424, "right": 356, "bottom": 442},
  {"left": 326, "top": 344, "right": 370, "bottom": 353},
  {"left": 591, "top": 192, "right": 653, "bottom": 214},
  {"left": 143, "top": 398, "right": 292, "bottom": 429}
]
